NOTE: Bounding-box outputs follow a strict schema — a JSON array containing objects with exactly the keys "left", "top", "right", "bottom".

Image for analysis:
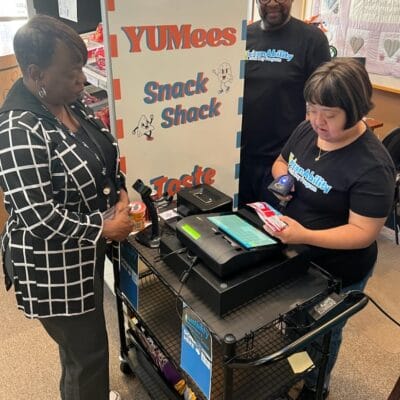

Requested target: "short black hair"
[
  {"left": 304, "top": 58, "right": 373, "bottom": 129},
  {"left": 13, "top": 14, "right": 88, "bottom": 73}
]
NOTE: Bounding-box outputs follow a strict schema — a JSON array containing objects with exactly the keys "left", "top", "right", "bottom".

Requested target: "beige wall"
[
  {"left": 291, "top": 0, "right": 305, "bottom": 19},
  {"left": 369, "top": 89, "right": 400, "bottom": 140}
]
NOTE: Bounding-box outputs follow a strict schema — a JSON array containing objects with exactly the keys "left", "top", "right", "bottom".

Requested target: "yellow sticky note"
[{"left": 287, "top": 351, "right": 314, "bottom": 374}]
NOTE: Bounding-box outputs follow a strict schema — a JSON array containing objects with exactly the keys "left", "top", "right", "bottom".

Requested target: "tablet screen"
[{"left": 207, "top": 214, "right": 277, "bottom": 249}]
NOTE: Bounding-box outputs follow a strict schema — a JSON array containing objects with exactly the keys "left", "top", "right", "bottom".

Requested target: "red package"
[
  {"left": 95, "top": 47, "right": 106, "bottom": 70},
  {"left": 95, "top": 107, "right": 110, "bottom": 129},
  {"left": 90, "top": 22, "right": 103, "bottom": 43}
]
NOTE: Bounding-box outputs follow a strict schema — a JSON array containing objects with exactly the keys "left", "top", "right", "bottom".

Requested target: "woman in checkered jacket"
[{"left": 0, "top": 15, "right": 133, "bottom": 400}]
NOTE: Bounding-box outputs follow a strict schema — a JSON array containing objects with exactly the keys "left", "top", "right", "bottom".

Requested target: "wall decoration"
[{"left": 311, "top": 0, "right": 400, "bottom": 79}]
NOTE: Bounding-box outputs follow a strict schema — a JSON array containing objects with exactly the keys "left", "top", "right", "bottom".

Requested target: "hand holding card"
[{"left": 247, "top": 202, "right": 287, "bottom": 233}]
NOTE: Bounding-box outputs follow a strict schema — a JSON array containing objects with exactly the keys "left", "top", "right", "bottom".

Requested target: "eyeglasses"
[{"left": 258, "top": 0, "right": 287, "bottom": 4}]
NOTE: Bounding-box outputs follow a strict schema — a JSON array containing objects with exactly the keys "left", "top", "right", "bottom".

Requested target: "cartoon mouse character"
[
  {"left": 213, "top": 62, "right": 233, "bottom": 94},
  {"left": 132, "top": 114, "right": 155, "bottom": 141}
]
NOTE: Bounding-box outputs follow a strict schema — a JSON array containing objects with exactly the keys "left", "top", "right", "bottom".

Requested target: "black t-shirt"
[
  {"left": 281, "top": 120, "right": 396, "bottom": 286},
  {"left": 241, "top": 18, "right": 331, "bottom": 162}
]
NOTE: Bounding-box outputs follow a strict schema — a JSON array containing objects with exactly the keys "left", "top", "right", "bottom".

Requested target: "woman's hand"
[
  {"left": 270, "top": 155, "right": 295, "bottom": 205},
  {"left": 102, "top": 205, "right": 134, "bottom": 242},
  {"left": 264, "top": 211, "right": 386, "bottom": 249},
  {"left": 263, "top": 215, "right": 307, "bottom": 244},
  {"left": 114, "top": 189, "right": 130, "bottom": 213},
  {"left": 271, "top": 186, "right": 295, "bottom": 205}
]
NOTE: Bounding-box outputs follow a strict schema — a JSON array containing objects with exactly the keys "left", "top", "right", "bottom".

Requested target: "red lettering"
[
  {"left": 150, "top": 166, "right": 218, "bottom": 199},
  {"left": 165, "top": 179, "right": 181, "bottom": 197},
  {"left": 121, "top": 26, "right": 146, "bottom": 52},
  {"left": 206, "top": 28, "right": 222, "bottom": 47},
  {"left": 191, "top": 29, "right": 207, "bottom": 48},
  {"left": 181, "top": 175, "right": 193, "bottom": 188},
  {"left": 202, "top": 168, "right": 216, "bottom": 185},
  {"left": 192, "top": 165, "right": 203, "bottom": 186},
  {"left": 166, "top": 24, "right": 192, "bottom": 50},
  {"left": 146, "top": 25, "right": 167, "bottom": 51},
  {"left": 150, "top": 176, "right": 168, "bottom": 198},
  {"left": 221, "top": 27, "right": 237, "bottom": 46},
  {"left": 122, "top": 24, "right": 237, "bottom": 53}
]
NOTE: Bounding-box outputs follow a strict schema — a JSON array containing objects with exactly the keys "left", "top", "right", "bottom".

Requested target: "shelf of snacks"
[
  {"left": 81, "top": 86, "right": 110, "bottom": 128},
  {"left": 81, "top": 24, "right": 107, "bottom": 90},
  {"left": 82, "top": 85, "right": 108, "bottom": 111},
  {"left": 84, "top": 61, "right": 107, "bottom": 90},
  {"left": 80, "top": 24, "right": 110, "bottom": 128}
]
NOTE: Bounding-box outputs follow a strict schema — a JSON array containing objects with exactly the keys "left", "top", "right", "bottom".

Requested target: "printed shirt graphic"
[
  {"left": 246, "top": 48, "right": 294, "bottom": 63},
  {"left": 241, "top": 18, "right": 331, "bottom": 160},
  {"left": 281, "top": 120, "right": 395, "bottom": 233},
  {"left": 287, "top": 152, "right": 332, "bottom": 194},
  {"left": 280, "top": 120, "right": 395, "bottom": 286}
]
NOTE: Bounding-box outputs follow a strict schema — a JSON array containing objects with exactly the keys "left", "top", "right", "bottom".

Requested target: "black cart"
[{"left": 112, "top": 234, "right": 368, "bottom": 400}]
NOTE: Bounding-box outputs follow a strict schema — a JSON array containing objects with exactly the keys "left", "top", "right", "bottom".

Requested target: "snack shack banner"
[{"left": 103, "top": 1, "right": 247, "bottom": 205}]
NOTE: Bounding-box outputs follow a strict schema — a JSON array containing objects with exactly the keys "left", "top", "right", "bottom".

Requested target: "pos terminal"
[
  {"left": 176, "top": 212, "right": 281, "bottom": 278},
  {"left": 160, "top": 185, "right": 306, "bottom": 315}
]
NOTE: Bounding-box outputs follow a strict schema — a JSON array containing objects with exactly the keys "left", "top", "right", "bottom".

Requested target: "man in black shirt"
[{"left": 239, "top": 0, "right": 330, "bottom": 207}]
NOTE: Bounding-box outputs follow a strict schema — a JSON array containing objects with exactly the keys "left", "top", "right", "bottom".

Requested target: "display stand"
[{"left": 112, "top": 229, "right": 369, "bottom": 400}]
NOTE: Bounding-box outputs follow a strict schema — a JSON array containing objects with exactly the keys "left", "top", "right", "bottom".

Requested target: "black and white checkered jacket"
[{"left": 0, "top": 79, "right": 124, "bottom": 318}]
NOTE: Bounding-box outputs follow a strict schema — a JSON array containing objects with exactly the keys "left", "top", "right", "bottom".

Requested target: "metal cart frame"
[{"left": 112, "top": 237, "right": 368, "bottom": 400}]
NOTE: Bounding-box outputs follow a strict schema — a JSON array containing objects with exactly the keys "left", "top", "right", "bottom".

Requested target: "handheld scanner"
[{"left": 268, "top": 174, "right": 295, "bottom": 197}]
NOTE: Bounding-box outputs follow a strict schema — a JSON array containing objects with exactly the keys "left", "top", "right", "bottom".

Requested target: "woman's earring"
[
  {"left": 38, "top": 86, "right": 47, "bottom": 99},
  {"left": 36, "top": 81, "right": 47, "bottom": 99}
]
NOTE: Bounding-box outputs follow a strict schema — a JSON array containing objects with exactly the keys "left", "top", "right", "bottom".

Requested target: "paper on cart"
[
  {"left": 159, "top": 208, "right": 178, "bottom": 221},
  {"left": 287, "top": 351, "right": 314, "bottom": 374}
]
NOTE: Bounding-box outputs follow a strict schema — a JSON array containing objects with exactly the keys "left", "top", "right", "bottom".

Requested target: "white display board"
[{"left": 104, "top": 1, "right": 248, "bottom": 205}]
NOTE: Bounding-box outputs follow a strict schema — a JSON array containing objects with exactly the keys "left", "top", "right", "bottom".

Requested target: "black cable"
[
  {"left": 175, "top": 256, "right": 198, "bottom": 322},
  {"left": 225, "top": 291, "right": 400, "bottom": 366},
  {"left": 154, "top": 246, "right": 187, "bottom": 262},
  {"left": 364, "top": 292, "right": 400, "bottom": 328}
]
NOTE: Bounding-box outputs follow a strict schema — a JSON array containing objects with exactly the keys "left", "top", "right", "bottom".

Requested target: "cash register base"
[{"left": 160, "top": 233, "right": 309, "bottom": 316}]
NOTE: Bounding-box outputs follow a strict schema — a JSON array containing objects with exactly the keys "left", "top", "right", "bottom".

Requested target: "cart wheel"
[{"left": 120, "top": 361, "right": 133, "bottom": 375}]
